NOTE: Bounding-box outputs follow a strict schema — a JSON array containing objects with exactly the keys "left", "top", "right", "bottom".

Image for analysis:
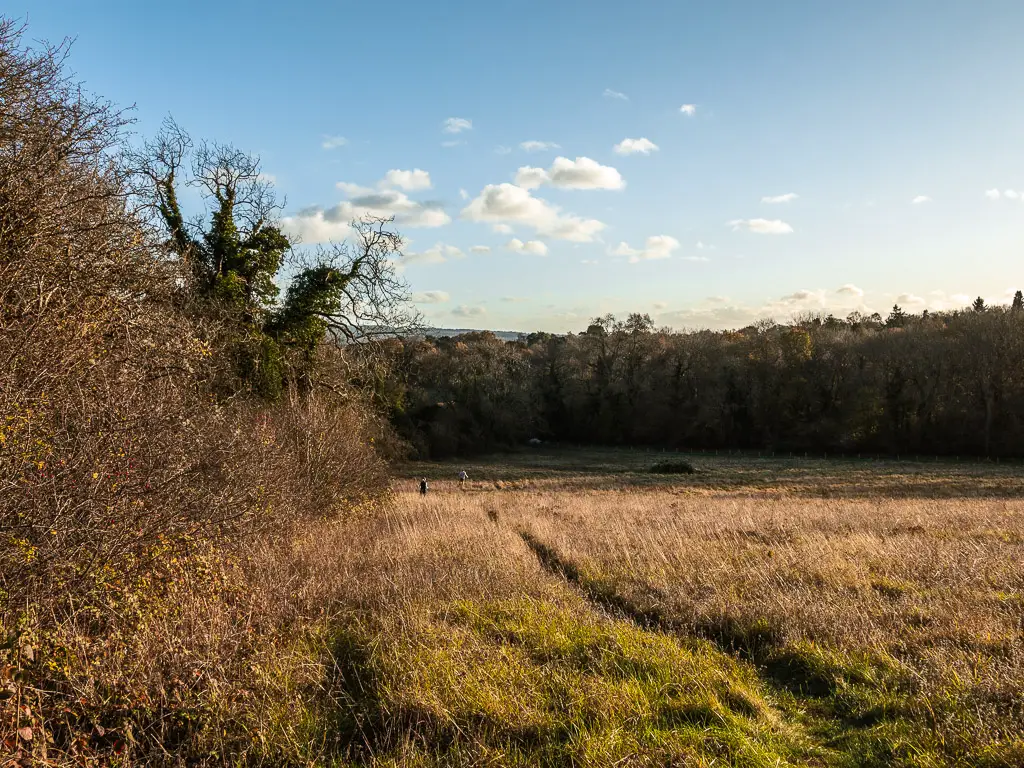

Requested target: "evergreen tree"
[
  {"left": 1012, "top": 290, "right": 1023, "bottom": 311},
  {"left": 886, "top": 304, "right": 906, "bottom": 328},
  {"left": 972, "top": 296, "right": 987, "bottom": 312}
]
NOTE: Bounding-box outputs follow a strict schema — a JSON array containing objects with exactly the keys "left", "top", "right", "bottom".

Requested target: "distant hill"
[{"left": 421, "top": 327, "right": 526, "bottom": 342}]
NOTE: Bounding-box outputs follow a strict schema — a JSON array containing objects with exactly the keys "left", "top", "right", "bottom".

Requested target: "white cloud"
[
  {"left": 347, "top": 190, "right": 450, "bottom": 228},
  {"left": 441, "top": 140, "right": 465, "bottom": 148},
  {"left": 682, "top": 255, "right": 710, "bottom": 262},
  {"left": 459, "top": 188, "right": 469, "bottom": 200},
  {"left": 987, "top": 188, "right": 1024, "bottom": 201},
  {"left": 761, "top": 193, "right": 799, "bottom": 204},
  {"left": 443, "top": 117, "right": 472, "bottom": 134},
  {"left": 653, "top": 301, "right": 668, "bottom": 310},
  {"left": 470, "top": 245, "right": 491, "bottom": 253},
  {"left": 382, "top": 169, "right": 432, "bottom": 191},
  {"left": 492, "top": 223, "right": 513, "bottom": 235},
  {"left": 411, "top": 291, "right": 450, "bottom": 304},
  {"left": 461, "top": 183, "right": 606, "bottom": 242},
  {"left": 452, "top": 305, "right": 487, "bottom": 318},
  {"left": 911, "top": 195, "right": 932, "bottom": 204},
  {"left": 321, "top": 135, "right": 348, "bottom": 150},
  {"left": 603, "top": 88, "right": 629, "bottom": 101},
  {"left": 515, "top": 156, "right": 625, "bottom": 191},
  {"left": 613, "top": 235, "right": 680, "bottom": 263},
  {"left": 336, "top": 181, "right": 374, "bottom": 196},
  {"left": 896, "top": 293, "right": 926, "bottom": 306},
  {"left": 501, "top": 296, "right": 528, "bottom": 303},
  {"left": 729, "top": 218, "right": 794, "bottom": 234},
  {"left": 520, "top": 140, "right": 561, "bottom": 153},
  {"left": 401, "top": 243, "right": 463, "bottom": 266},
  {"left": 280, "top": 208, "right": 353, "bottom": 244},
  {"left": 837, "top": 284, "right": 864, "bottom": 297},
  {"left": 679, "top": 104, "right": 697, "bottom": 116},
  {"left": 614, "top": 137, "right": 659, "bottom": 155},
  {"left": 494, "top": 145, "right": 512, "bottom": 155},
  {"left": 506, "top": 238, "right": 548, "bottom": 256}
]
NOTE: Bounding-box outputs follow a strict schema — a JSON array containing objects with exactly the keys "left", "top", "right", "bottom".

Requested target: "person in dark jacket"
[{"left": 419, "top": 478, "right": 428, "bottom": 495}]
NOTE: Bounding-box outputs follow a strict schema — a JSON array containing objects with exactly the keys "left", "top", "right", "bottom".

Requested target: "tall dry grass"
[{"left": 357, "top": 466, "right": 1024, "bottom": 765}]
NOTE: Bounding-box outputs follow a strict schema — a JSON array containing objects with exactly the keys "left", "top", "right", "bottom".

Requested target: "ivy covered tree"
[{"left": 129, "top": 119, "right": 418, "bottom": 397}]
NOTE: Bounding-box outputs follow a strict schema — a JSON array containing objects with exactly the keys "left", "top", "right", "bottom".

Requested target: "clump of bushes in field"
[{"left": 649, "top": 459, "right": 697, "bottom": 474}]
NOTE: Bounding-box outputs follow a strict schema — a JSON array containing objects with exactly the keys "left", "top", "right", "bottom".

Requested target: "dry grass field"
[{"left": 278, "top": 449, "right": 1024, "bottom": 767}]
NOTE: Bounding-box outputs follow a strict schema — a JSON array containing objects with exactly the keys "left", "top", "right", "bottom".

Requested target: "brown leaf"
[{"left": 17, "top": 726, "right": 33, "bottom": 741}]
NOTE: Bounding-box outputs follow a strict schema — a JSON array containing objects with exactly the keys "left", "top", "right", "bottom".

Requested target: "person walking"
[
  {"left": 419, "top": 477, "right": 428, "bottom": 496},
  {"left": 457, "top": 469, "right": 468, "bottom": 489}
]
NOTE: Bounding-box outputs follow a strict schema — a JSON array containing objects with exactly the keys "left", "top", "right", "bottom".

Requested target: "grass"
[
  {"left": 12, "top": 448, "right": 1022, "bottom": 765},
  {"left": 334, "top": 448, "right": 1023, "bottom": 767}
]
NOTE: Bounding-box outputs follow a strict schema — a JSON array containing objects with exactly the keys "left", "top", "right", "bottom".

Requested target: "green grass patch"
[{"left": 327, "top": 600, "right": 832, "bottom": 767}]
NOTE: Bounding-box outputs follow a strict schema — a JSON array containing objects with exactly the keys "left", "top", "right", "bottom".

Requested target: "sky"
[{"left": 14, "top": 0, "right": 1024, "bottom": 332}]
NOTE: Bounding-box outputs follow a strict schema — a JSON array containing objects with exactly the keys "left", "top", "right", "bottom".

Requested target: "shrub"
[{"left": 649, "top": 459, "right": 697, "bottom": 475}]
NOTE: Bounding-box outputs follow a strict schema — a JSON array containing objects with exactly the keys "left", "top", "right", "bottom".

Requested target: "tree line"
[{"left": 382, "top": 301, "right": 1024, "bottom": 459}]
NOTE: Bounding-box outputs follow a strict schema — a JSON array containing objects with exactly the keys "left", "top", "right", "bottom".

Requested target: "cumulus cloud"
[
  {"left": 729, "top": 218, "right": 794, "bottom": 234},
  {"left": 382, "top": 169, "right": 432, "bottom": 191},
  {"left": 452, "top": 305, "right": 487, "bottom": 318},
  {"left": 347, "top": 190, "right": 449, "bottom": 227},
  {"left": 837, "top": 284, "right": 864, "bottom": 297},
  {"left": 614, "top": 137, "right": 659, "bottom": 155},
  {"left": 506, "top": 238, "right": 548, "bottom": 256},
  {"left": 520, "top": 140, "right": 561, "bottom": 153},
  {"left": 613, "top": 235, "right": 680, "bottom": 263},
  {"left": 470, "top": 245, "right": 491, "bottom": 253},
  {"left": 987, "top": 188, "right": 1024, "bottom": 201},
  {"left": 603, "top": 88, "right": 629, "bottom": 101},
  {"left": 443, "top": 117, "right": 472, "bottom": 134},
  {"left": 492, "top": 223, "right": 513, "bottom": 234},
  {"left": 911, "top": 195, "right": 932, "bottom": 204},
  {"left": 283, "top": 178, "right": 451, "bottom": 243},
  {"left": 336, "top": 181, "right": 374, "bottom": 196},
  {"left": 679, "top": 104, "right": 697, "bottom": 116},
  {"left": 280, "top": 208, "right": 353, "bottom": 244},
  {"left": 411, "top": 291, "right": 450, "bottom": 304},
  {"left": 896, "top": 293, "right": 926, "bottom": 306},
  {"left": 321, "top": 135, "right": 348, "bottom": 149},
  {"left": 400, "top": 243, "right": 463, "bottom": 266},
  {"left": 461, "top": 183, "right": 606, "bottom": 242},
  {"left": 515, "top": 156, "right": 625, "bottom": 191},
  {"left": 762, "top": 193, "right": 798, "bottom": 204},
  {"left": 655, "top": 288, "right": 867, "bottom": 331}
]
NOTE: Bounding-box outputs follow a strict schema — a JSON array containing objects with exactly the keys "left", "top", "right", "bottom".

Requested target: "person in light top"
[{"left": 457, "top": 470, "right": 468, "bottom": 488}]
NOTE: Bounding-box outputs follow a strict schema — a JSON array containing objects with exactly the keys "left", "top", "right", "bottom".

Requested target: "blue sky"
[{"left": 16, "top": 0, "right": 1024, "bottom": 331}]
